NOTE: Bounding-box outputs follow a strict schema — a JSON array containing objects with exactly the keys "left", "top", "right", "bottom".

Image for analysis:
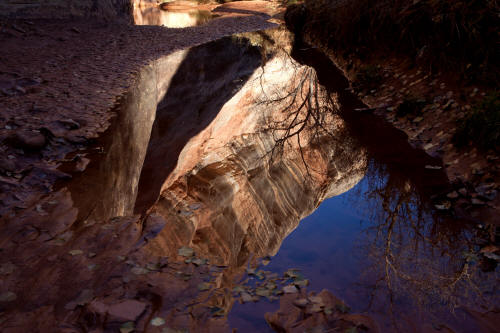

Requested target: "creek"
[
  {"left": 31, "top": 22, "right": 496, "bottom": 332},
  {"left": 78, "top": 25, "right": 495, "bottom": 331}
]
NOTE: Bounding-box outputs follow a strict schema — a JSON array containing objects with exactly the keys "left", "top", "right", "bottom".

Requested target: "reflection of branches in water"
[
  {"left": 260, "top": 65, "right": 341, "bottom": 178},
  {"left": 236, "top": 29, "right": 343, "bottom": 178},
  {"left": 352, "top": 162, "right": 498, "bottom": 327}
]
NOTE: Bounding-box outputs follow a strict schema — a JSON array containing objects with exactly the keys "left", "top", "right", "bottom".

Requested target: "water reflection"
[
  {"left": 4, "top": 25, "right": 497, "bottom": 333},
  {"left": 353, "top": 162, "right": 497, "bottom": 332},
  {"left": 143, "top": 27, "right": 366, "bottom": 273},
  {"left": 133, "top": 0, "right": 213, "bottom": 27},
  {"left": 131, "top": 28, "right": 497, "bottom": 332}
]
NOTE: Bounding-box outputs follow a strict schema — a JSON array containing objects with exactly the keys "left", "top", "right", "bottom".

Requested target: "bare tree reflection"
[
  {"left": 263, "top": 68, "right": 340, "bottom": 172},
  {"left": 237, "top": 29, "right": 344, "bottom": 179},
  {"left": 353, "top": 163, "right": 498, "bottom": 329}
]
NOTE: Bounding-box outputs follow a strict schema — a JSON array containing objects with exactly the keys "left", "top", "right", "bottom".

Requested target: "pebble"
[
  {"left": 471, "top": 198, "right": 485, "bottom": 205},
  {"left": 293, "top": 298, "right": 309, "bottom": 308},
  {"left": 423, "top": 143, "right": 435, "bottom": 151},
  {"left": 93, "top": 299, "right": 147, "bottom": 321},
  {"left": 241, "top": 292, "right": 254, "bottom": 303},
  {"left": 435, "top": 199, "right": 452, "bottom": 210},
  {"left": 283, "top": 285, "right": 299, "bottom": 294}
]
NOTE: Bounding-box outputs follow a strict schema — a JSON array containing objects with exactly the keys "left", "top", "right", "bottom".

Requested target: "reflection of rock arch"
[
  {"left": 144, "top": 42, "right": 367, "bottom": 267},
  {"left": 138, "top": 38, "right": 367, "bottom": 331}
]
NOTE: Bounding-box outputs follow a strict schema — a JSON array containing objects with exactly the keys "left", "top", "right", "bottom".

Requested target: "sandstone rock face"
[{"left": 0, "top": 0, "right": 131, "bottom": 20}]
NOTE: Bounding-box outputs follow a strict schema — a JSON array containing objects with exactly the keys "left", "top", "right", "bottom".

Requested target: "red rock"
[{"left": 90, "top": 299, "right": 147, "bottom": 321}]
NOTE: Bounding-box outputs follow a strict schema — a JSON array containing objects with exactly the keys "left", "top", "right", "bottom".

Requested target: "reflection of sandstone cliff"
[{"left": 144, "top": 44, "right": 367, "bottom": 268}]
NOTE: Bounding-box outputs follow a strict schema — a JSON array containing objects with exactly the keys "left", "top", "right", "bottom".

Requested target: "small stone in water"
[
  {"left": 191, "top": 258, "right": 205, "bottom": 266},
  {"left": 69, "top": 249, "right": 83, "bottom": 256},
  {"left": 178, "top": 246, "right": 194, "bottom": 257},
  {"left": 283, "top": 285, "right": 298, "bottom": 294},
  {"left": 293, "top": 298, "right": 309, "bottom": 308},
  {"left": 255, "top": 288, "right": 271, "bottom": 297},
  {"left": 241, "top": 292, "right": 254, "bottom": 303},
  {"left": 151, "top": 317, "right": 166, "bottom": 326}
]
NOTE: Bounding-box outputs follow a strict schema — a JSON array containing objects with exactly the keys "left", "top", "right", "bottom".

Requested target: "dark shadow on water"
[
  {"left": 290, "top": 44, "right": 451, "bottom": 199},
  {"left": 56, "top": 36, "right": 262, "bottom": 225}
]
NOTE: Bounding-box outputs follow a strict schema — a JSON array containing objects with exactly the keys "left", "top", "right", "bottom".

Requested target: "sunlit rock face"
[
  {"left": 144, "top": 37, "right": 367, "bottom": 267},
  {"left": 133, "top": 0, "right": 212, "bottom": 27}
]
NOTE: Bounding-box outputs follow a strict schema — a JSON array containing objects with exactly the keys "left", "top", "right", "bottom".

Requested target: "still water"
[
  {"left": 134, "top": 0, "right": 213, "bottom": 28},
  {"left": 26, "top": 27, "right": 495, "bottom": 332},
  {"left": 122, "top": 28, "right": 496, "bottom": 332}
]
